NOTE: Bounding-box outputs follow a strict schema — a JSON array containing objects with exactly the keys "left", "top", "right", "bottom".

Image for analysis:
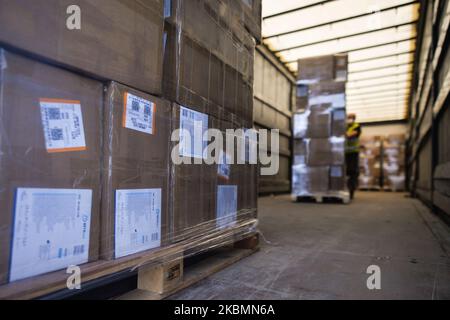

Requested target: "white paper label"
[
  {"left": 334, "top": 110, "right": 346, "bottom": 121},
  {"left": 39, "top": 99, "right": 86, "bottom": 153},
  {"left": 123, "top": 92, "right": 155, "bottom": 135},
  {"left": 216, "top": 185, "right": 238, "bottom": 229},
  {"left": 10, "top": 188, "right": 92, "bottom": 282},
  {"left": 179, "top": 107, "right": 208, "bottom": 159},
  {"left": 115, "top": 189, "right": 161, "bottom": 258}
]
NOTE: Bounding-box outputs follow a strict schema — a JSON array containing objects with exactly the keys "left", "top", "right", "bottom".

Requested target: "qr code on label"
[{"left": 50, "top": 128, "right": 64, "bottom": 141}]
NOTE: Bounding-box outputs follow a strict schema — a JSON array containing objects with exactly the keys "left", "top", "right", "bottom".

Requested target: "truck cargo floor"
[{"left": 169, "top": 192, "right": 450, "bottom": 300}]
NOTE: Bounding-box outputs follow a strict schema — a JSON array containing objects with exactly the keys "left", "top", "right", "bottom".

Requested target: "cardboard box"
[
  {"left": 0, "top": 0, "right": 164, "bottom": 95},
  {"left": 292, "top": 165, "right": 329, "bottom": 195},
  {"left": 101, "top": 82, "right": 171, "bottom": 260},
  {"left": 332, "top": 108, "right": 347, "bottom": 137},
  {"left": 297, "top": 54, "right": 348, "bottom": 84},
  {"left": 293, "top": 105, "right": 332, "bottom": 139},
  {"left": 230, "top": 0, "right": 262, "bottom": 42},
  {"left": 0, "top": 50, "right": 102, "bottom": 283}
]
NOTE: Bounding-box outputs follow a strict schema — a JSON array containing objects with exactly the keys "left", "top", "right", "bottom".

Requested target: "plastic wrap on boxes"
[
  {"left": 308, "top": 81, "right": 346, "bottom": 109},
  {"left": 0, "top": 0, "right": 165, "bottom": 95},
  {"left": 0, "top": 50, "right": 259, "bottom": 298},
  {"left": 307, "top": 137, "right": 346, "bottom": 166},
  {"left": 163, "top": 0, "right": 255, "bottom": 124},
  {"left": 292, "top": 165, "right": 330, "bottom": 195},
  {"left": 293, "top": 137, "right": 345, "bottom": 166},
  {"left": 296, "top": 85, "right": 309, "bottom": 111},
  {"left": 101, "top": 82, "right": 172, "bottom": 260},
  {"left": 359, "top": 175, "right": 376, "bottom": 189},
  {"left": 170, "top": 104, "right": 258, "bottom": 242},
  {"left": 0, "top": 49, "right": 102, "bottom": 284},
  {"left": 329, "top": 166, "right": 346, "bottom": 191},
  {"left": 385, "top": 175, "right": 406, "bottom": 192}
]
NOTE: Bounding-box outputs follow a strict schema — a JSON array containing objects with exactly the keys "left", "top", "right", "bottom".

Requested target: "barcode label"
[
  {"left": 123, "top": 92, "right": 155, "bottom": 135},
  {"left": 115, "top": 189, "right": 162, "bottom": 258},
  {"left": 179, "top": 106, "right": 208, "bottom": 159},
  {"left": 39, "top": 99, "right": 87, "bottom": 153},
  {"left": 9, "top": 188, "right": 92, "bottom": 282}
]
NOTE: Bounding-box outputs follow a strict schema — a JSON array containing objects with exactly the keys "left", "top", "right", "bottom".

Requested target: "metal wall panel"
[{"left": 253, "top": 47, "right": 295, "bottom": 194}]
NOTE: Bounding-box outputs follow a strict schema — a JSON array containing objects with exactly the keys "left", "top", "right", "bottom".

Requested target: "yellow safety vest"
[{"left": 346, "top": 123, "right": 361, "bottom": 154}]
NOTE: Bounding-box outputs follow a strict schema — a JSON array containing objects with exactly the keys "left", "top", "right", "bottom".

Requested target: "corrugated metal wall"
[
  {"left": 253, "top": 45, "right": 295, "bottom": 194},
  {"left": 408, "top": 0, "right": 450, "bottom": 219}
]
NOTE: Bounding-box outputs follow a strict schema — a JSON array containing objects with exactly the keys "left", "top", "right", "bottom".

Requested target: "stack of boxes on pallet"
[
  {"left": 382, "top": 134, "right": 406, "bottom": 192},
  {"left": 359, "top": 135, "right": 406, "bottom": 191},
  {"left": 359, "top": 136, "right": 383, "bottom": 190},
  {"left": 0, "top": 0, "right": 260, "bottom": 289},
  {"left": 292, "top": 55, "right": 348, "bottom": 196}
]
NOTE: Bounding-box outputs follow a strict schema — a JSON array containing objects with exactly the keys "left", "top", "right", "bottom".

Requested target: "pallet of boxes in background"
[
  {"left": 0, "top": 0, "right": 260, "bottom": 299},
  {"left": 292, "top": 54, "right": 350, "bottom": 204}
]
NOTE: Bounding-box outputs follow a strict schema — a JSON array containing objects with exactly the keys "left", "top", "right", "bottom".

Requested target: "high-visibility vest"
[{"left": 346, "top": 122, "right": 361, "bottom": 154}]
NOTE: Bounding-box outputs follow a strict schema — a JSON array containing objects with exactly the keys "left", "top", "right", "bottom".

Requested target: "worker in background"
[{"left": 345, "top": 113, "right": 362, "bottom": 200}]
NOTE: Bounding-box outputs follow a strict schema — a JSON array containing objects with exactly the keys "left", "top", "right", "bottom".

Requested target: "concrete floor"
[{"left": 170, "top": 192, "right": 450, "bottom": 300}]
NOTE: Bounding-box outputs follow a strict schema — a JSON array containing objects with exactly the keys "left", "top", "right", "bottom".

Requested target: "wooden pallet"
[
  {"left": 116, "top": 234, "right": 259, "bottom": 300},
  {"left": 292, "top": 191, "right": 351, "bottom": 204}
]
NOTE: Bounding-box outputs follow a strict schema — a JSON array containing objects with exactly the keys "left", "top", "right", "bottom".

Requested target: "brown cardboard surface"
[
  {"left": 308, "top": 138, "right": 346, "bottom": 166},
  {"left": 0, "top": 0, "right": 164, "bottom": 95},
  {"left": 170, "top": 104, "right": 217, "bottom": 242},
  {"left": 0, "top": 50, "right": 102, "bottom": 284},
  {"left": 101, "top": 82, "right": 172, "bottom": 260},
  {"left": 163, "top": 24, "right": 253, "bottom": 124}
]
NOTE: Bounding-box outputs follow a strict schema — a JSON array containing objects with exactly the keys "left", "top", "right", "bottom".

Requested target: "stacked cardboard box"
[
  {"left": 359, "top": 136, "right": 383, "bottom": 190},
  {"left": 292, "top": 54, "right": 348, "bottom": 196},
  {"left": 382, "top": 134, "right": 406, "bottom": 191},
  {"left": 0, "top": 0, "right": 259, "bottom": 288}
]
